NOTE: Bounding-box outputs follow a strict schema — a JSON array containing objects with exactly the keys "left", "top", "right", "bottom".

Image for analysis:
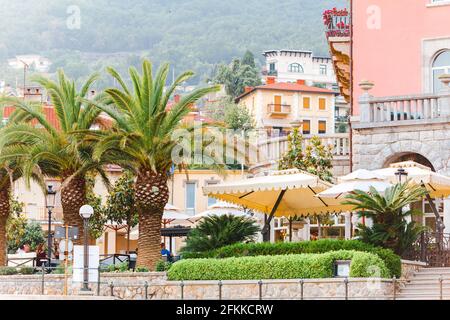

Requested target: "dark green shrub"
[
  {"left": 182, "top": 239, "right": 401, "bottom": 278},
  {"left": 0, "top": 267, "right": 18, "bottom": 275},
  {"left": 155, "top": 260, "right": 172, "bottom": 272},
  {"left": 18, "top": 267, "right": 35, "bottom": 275},
  {"left": 135, "top": 266, "right": 150, "bottom": 273},
  {"left": 168, "top": 250, "right": 389, "bottom": 281}
]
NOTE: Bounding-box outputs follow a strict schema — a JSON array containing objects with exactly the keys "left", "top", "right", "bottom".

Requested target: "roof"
[{"left": 236, "top": 82, "right": 336, "bottom": 101}]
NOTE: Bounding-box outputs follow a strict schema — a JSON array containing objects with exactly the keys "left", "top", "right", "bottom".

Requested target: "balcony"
[
  {"left": 267, "top": 104, "right": 291, "bottom": 117},
  {"left": 355, "top": 79, "right": 450, "bottom": 129},
  {"left": 262, "top": 69, "right": 278, "bottom": 77},
  {"left": 323, "top": 8, "right": 350, "bottom": 39},
  {"left": 323, "top": 8, "right": 351, "bottom": 103}
]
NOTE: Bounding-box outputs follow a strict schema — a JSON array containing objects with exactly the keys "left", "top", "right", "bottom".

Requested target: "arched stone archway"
[
  {"left": 383, "top": 152, "right": 435, "bottom": 171},
  {"left": 369, "top": 140, "right": 445, "bottom": 172}
]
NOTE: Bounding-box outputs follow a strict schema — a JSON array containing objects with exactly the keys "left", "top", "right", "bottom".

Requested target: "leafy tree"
[
  {"left": 0, "top": 70, "right": 109, "bottom": 245},
  {"left": 6, "top": 215, "right": 45, "bottom": 253},
  {"left": 88, "top": 59, "right": 220, "bottom": 269},
  {"left": 213, "top": 51, "right": 261, "bottom": 98},
  {"left": 343, "top": 183, "right": 428, "bottom": 256},
  {"left": 204, "top": 97, "right": 254, "bottom": 131},
  {"left": 85, "top": 173, "right": 107, "bottom": 240},
  {"left": 182, "top": 215, "right": 260, "bottom": 253},
  {"left": 104, "top": 171, "right": 139, "bottom": 253},
  {"left": 278, "top": 128, "right": 334, "bottom": 182}
]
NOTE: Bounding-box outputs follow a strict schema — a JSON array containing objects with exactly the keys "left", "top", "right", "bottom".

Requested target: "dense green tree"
[
  {"left": 204, "top": 97, "right": 254, "bottom": 131},
  {"left": 182, "top": 215, "right": 260, "bottom": 253},
  {"left": 278, "top": 128, "right": 334, "bottom": 182},
  {"left": 6, "top": 216, "right": 45, "bottom": 253},
  {"left": 213, "top": 52, "right": 261, "bottom": 98},
  {"left": 343, "top": 183, "right": 427, "bottom": 255},
  {"left": 104, "top": 171, "right": 139, "bottom": 253}
]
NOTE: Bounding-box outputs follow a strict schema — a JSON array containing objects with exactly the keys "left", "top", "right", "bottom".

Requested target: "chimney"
[
  {"left": 266, "top": 76, "right": 276, "bottom": 85},
  {"left": 174, "top": 94, "right": 181, "bottom": 103},
  {"left": 244, "top": 86, "right": 253, "bottom": 93},
  {"left": 296, "top": 79, "right": 306, "bottom": 85}
]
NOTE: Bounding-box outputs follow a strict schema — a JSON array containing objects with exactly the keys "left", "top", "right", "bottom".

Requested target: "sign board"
[
  {"left": 54, "top": 226, "right": 79, "bottom": 240},
  {"left": 58, "top": 239, "right": 74, "bottom": 261},
  {"left": 72, "top": 245, "right": 99, "bottom": 283}
]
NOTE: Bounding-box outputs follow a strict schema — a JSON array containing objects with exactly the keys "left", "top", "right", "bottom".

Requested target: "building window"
[
  {"left": 303, "top": 97, "right": 310, "bottom": 109},
  {"left": 318, "top": 120, "right": 327, "bottom": 134},
  {"left": 432, "top": 50, "right": 450, "bottom": 93},
  {"left": 302, "top": 120, "right": 311, "bottom": 135},
  {"left": 320, "top": 64, "right": 327, "bottom": 75},
  {"left": 319, "top": 98, "right": 327, "bottom": 110},
  {"left": 206, "top": 181, "right": 218, "bottom": 207},
  {"left": 185, "top": 182, "right": 196, "bottom": 215},
  {"left": 288, "top": 63, "right": 304, "bottom": 73}
]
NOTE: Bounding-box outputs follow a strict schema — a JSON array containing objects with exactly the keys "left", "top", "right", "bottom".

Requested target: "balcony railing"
[
  {"left": 262, "top": 69, "right": 278, "bottom": 76},
  {"left": 257, "top": 133, "right": 350, "bottom": 164},
  {"left": 358, "top": 80, "right": 450, "bottom": 126},
  {"left": 267, "top": 104, "right": 291, "bottom": 116},
  {"left": 323, "top": 8, "right": 350, "bottom": 38}
]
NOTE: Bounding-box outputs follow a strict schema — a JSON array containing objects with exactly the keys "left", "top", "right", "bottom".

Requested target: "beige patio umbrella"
[
  {"left": 316, "top": 169, "right": 393, "bottom": 233},
  {"left": 372, "top": 161, "right": 450, "bottom": 198},
  {"left": 203, "top": 169, "right": 347, "bottom": 240},
  {"left": 191, "top": 201, "right": 251, "bottom": 222},
  {"left": 373, "top": 161, "right": 450, "bottom": 234}
]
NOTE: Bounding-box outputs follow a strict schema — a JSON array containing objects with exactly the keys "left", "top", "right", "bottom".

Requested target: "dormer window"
[{"left": 288, "top": 63, "right": 304, "bottom": 73}]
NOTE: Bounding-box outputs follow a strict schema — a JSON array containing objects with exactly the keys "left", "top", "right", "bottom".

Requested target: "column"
[
  {"left": 304, "top": 218, "right": 311, "bottom": 241},
  {"left": 344, "top": 212, "right": 352, "bottom": 239},
  {"left": 438, "top": 74, "right": 450, "bottom": 116},
  {"left": 444, "top": 197, "right": 450, "bottom": 233},
  {"left": 358, "top": 80, "right": 375, "bottom": 122}
]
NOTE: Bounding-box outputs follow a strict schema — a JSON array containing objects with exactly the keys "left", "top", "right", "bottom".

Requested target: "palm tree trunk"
[
  {"left": 136, "top": 206, "right": 163, "bottom": 268},
  {"left": 135, "top": 169, "right": 169, "bottom": 270},
  {"left": 0, "top": 184, "right": 10, "bottom": 266},
  {"left": 61, "top": 175, "right": 86, "bottom": 245}
]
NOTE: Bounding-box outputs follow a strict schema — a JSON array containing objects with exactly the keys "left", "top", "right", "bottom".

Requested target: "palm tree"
[
  {"left": 182, "top": 215, "right": 260, "bottom": 253},
  {"left": 89, "top": 60, "right": 220, "bottom": 269},
  {"left": 343, "top": 182, "right": 427, "bottom": 255},
  {"left": 0, "top": 71, "right": 108, "bottom": 244}
]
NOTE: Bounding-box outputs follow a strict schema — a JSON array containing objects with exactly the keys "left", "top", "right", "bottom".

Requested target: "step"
[{"left": 400, "top": 288, "right": 450, "bottom": 294}]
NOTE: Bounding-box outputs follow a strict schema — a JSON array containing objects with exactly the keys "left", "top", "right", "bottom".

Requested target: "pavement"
[{"left": 0, "top": 294, "right": 115, "bottom": 300}]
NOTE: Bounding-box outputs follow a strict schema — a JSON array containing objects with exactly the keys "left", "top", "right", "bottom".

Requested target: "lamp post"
[
  {"left": 79, "top": 204, "right": 94, "bottom": 292},
  {"left": 45, "top": 184, "right": 57, "bottom": 268},
  {"left": 395, "top": 168, "right": 408, "bottom": 184}
]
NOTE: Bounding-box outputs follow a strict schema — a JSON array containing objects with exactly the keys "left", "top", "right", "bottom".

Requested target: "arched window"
[
  {"left": 288, "top": 63, "right": 304, "bottom": 73},
  {"left": 432, "top": 50, "right": 450, "bottom": 93}
]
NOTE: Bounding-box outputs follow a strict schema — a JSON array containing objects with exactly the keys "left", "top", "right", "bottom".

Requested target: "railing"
[
  {"left": 323, "top": 8, "right": 350, "bottom": 38},
  {"left": 262, "top": 69, "right": 278, "bottom": 76},
  {"left": 257, "top": 133, "right": 350, "bottom": 164},
  {"left": 403, "top": 232, "right": 450, "bottom": 267},
  {"left": 267, "top": 104, "right": 291, "bottom": 116},
  {"left": 358, "top": 82, "right": 450, "bottom": 126}
]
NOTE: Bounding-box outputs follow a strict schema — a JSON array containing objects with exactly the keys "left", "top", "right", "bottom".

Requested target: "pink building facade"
[{"left": 352, "top": 0, "right": 450, "bottom": 114}]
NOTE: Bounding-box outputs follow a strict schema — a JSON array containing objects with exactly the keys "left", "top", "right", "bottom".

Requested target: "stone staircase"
[{"left": 397, "top": 268, "right": 450, "bottom": 300}]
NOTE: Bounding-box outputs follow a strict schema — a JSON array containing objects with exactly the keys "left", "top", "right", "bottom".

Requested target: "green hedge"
[
  {"left": 168, "top": 250, "right": 390, "bottom": 280},
  {"left": 181, "top": 239, "right": 401, "bottom": 278}
]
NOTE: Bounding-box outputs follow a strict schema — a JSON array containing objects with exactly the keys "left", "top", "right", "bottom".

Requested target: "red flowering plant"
[{"left": 323, "top": 8, "right": 350, "bottom": 37}]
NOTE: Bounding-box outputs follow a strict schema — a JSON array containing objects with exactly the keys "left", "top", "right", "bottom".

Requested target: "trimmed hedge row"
[
  {"left": 168, "top": 250, "right": 390, "bottom": 281},
  {"left": 181, "top": 239, "right": 401, "bottom": 278}
]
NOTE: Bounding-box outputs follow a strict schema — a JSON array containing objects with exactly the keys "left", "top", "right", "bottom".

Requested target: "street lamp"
[
  {"left": 79, "top": 204, "right": 94, "bottom": 291},
  {"left": 395, "top": 168, "right": 408, "bottom": 183},
  {"left": 46, "top": 184, "right": 57, "bottom": 268}
]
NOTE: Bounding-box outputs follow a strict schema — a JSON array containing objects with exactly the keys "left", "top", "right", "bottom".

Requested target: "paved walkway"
[{"left": 0, "top": 294, "right": 115, "bottom": 300}]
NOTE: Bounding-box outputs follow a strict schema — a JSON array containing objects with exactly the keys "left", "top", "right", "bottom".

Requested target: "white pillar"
[
  {"left": 304, "top": 218, "right": 311, "bottom": 241},
  {"left": 344, "top": 212, "right": 352, "bottom": 239},
  {"left": 403, "top": 204, "right": 411, "bottom": 224},
  {"left": 270, "top": 219, "right": 275, "bottom": 243},
  {"left": 444, "top": 197, "right": 450, "bottom": 233}
]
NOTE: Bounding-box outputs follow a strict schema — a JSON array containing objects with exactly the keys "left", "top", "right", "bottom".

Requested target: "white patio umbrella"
[
  {"left": 191, "top": 201, "right": 251, "bottom": 222},
  {"left": 317, "top": 169, "right": 393, "bottom": 199},
  {"left": 372, "top": 161, "right": 450, "bottom": 198},
  {"left": 316, "top": 169, "right": 393, "bottom": 234}
]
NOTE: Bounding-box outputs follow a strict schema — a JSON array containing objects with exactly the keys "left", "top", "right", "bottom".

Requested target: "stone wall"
[
  {"left": 352, "top": 120, "right": 450, "bottom": 175},
  {"left": 0, "top": 273, "right": 394, "bottom": 300}
]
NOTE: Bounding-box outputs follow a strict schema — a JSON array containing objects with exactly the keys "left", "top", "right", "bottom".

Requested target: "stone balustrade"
[{"left": 357, "top": 76, "right": 450, "bottom": 127}]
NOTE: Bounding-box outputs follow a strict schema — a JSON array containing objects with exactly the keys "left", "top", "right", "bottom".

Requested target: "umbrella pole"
[
  {"left": 262, "top": 189, "right": 287, "bottom": 242},
  {"left": 289, "top": 217, "right": 293, "bottom": 242}
]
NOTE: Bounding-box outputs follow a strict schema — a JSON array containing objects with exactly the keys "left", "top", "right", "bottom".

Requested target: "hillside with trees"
[{"left": 0, "top": 0, "right": 346, "bottom": 87}]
